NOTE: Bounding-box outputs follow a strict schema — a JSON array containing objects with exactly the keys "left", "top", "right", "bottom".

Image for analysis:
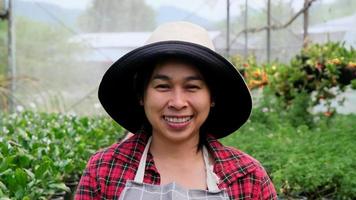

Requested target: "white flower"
[
  {"left": 29, "top": 102, "right": 36, "bottom": 109},
  {"left": 94, "top": 103, "right": 101, "bottom": 109},
  {"left": 262, "top": 107, "right": 269, "bottom": 113},
  {"left": 2, "top": 127, "right": 9, "bottom": 134},
  {"left": 16, "top": 105, "right": 24, "bottom": 112},
  {"left": 68, "top": 111, "right": 77, "bottom": 117}
]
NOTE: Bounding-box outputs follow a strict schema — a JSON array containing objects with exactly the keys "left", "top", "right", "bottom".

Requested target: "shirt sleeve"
[
  {"left": 254, "top": 166, "right": 277, "bottom": 200},
  {"left": 75, "top": 155, "right": 101, "bottom": 200}
]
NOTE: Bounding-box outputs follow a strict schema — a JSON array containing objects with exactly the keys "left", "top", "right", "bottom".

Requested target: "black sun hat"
[{"left": 98, "top": 21, "right": 252, "bottom": 139}]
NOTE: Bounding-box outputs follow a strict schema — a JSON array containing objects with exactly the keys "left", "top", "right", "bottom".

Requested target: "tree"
[
  {"left": 78, "top": 0, "right": 156, "bottom": 32},
  {"left": 0, "top": 17, "right": 85, "bottom": 112},
  {"left": 309, "top": 0, "right": 356, "bottom": 24}
]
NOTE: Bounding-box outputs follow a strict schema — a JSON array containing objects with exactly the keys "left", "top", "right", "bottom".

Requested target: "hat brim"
[{"left": 98, "top": 41, "right": 252, "bottom": 139}]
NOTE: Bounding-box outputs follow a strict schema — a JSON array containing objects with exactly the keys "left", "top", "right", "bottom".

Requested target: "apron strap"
[
  {"left": 202, "top": 146, "right": 221, "bottom": 192},
  {"left": 134, "top": 136, "right": 152, "bottom": 183},
  {"left": 134, "top": 136, "right": 221, "bottom": 192}
]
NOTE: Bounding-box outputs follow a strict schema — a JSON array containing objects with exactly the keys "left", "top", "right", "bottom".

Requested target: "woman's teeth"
[{"left": 164, "top": 116, "right": 192, "bottom": 123}]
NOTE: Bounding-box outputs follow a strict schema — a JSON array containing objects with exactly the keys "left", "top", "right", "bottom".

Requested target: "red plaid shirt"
[{"left": 75, "top": 133, "right": 277, "bottom": 200}]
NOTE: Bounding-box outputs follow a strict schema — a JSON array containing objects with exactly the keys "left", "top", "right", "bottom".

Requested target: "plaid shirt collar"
[{"left": 111, "top": 133, "right": 257, "bottom": 186}]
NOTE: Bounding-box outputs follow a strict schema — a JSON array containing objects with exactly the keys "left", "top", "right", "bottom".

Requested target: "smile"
[{"left": 163, "top": 116, "right": 193, "bottom": 123}]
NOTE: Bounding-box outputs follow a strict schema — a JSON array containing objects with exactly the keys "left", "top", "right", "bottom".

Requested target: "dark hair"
[{"left": 133, "top": 56, "right": 214, "bottom": 152}]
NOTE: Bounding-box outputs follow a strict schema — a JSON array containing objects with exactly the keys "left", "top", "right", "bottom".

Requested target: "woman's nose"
[{"left": 167, "top": 89, "right": 187, "bottom": 110}]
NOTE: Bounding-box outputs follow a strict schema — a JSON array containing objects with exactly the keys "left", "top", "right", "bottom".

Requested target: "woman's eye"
[
  {"left": 155, "top": 84, "right": 170, "bottom": 89},
  {"left": 186, "top": 85, "right": 200, "bottom": 91}
]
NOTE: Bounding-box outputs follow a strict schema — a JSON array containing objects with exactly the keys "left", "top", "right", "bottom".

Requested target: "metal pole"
[
  {"left": 266, "top": 0, "right": 271, "bottom": 63},
  {"left": 226, "top": 0, "right": 230, "bottom": 56},
  {"left": 244, "top": 0, "right": 248, "bottom": 59},
  {"left": 7, "top": 0, "right": 16, "bottom": 112},
  {"left": 303, "top": 0, "right": 309, "bottom": 48}
]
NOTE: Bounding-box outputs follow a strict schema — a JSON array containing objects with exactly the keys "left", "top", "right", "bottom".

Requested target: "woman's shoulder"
[
  {"left": 86, "top": 133, "right": 148, "bottom": 170},
  {"left": 213, "top": 144, "right": 277, "bottom": 199},
  {"left": 207, "top": 136, "right": 269, "bottom": 179},
  {"left": 207, "top": 137, "right": 258, "bottom": 164},
  {"left": 220, "top": 145, "right": 269, "bottom": 176},
  {"left": 221, "top": 145, "right": 261, "bottom": 166},
  {"left": 216, "top": 145, "right": 262, "bottom": 170}
]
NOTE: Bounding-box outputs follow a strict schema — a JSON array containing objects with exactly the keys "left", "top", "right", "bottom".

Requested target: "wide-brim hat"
[{"left": 98, "top": 21, "right": 252, "bottom": 139}]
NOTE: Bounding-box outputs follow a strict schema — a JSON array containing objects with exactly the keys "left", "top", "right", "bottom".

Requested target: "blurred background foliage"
[
  {"left": 0, "top": 111, "right": 123, "bottom": 199},
  {"left": 78, "top": 0, "right": 156, "bottom": 32},
  {"left": 222, "top": 95, "right": 356, "bottom": 199},
  {"left": 0, "top": 0, "right": 355, "bottom": 114},
  {"left": 231, "top": 42, "right": 356, "bottom": 115}
]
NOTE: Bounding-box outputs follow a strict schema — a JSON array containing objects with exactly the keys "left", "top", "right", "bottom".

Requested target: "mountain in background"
[
  {"left": 156, "top": 6, "right": 216, "bottom": 29},
  {"left": 14, "top": 0, "right": 82, "bottom": 30},
  {"left": 14, "top": 1, "right": 216, "bottom": 32}
]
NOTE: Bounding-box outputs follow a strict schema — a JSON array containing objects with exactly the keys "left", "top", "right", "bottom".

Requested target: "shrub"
[
  {"left": 1, "top": 109, "right": 355, "bottom": 199},
  {"left": 0, "top": 111, "right": 123, "bottom": 199},
  {"left": 231, "top": 42, "right": 356, "bottom": 115},
  {"left": 222, "top": 110, "right": 356, "bottom": 199}
]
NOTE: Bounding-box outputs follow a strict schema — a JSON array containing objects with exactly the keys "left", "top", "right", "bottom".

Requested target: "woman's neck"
[
  {"left": 149, "top": 134, "right": 201, "bottom": 162},
  {"left": 149, "top": 133, "right": 207, "bottom": 188}
]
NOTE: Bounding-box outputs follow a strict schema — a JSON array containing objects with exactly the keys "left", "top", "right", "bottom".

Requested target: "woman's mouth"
[
  {"left": 163, "top": 116, "right": 193, "bottom": 123},
  {"left": 163, "top": 115, "right": 193, "bottom": 130}
]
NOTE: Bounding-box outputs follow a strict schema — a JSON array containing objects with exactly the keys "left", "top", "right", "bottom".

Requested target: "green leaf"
[
  {"left": 0, "top": 180, "right": 8, "bottom": 192},
  {"left": 351, "top": 79, "right": 356, "bottom": 89},
  {"left": 23, "top": 169, "right": 35, "bottom": 179},
  {"left": 14, "top": 188, "right": 25, "bottom": 199},
  {"left": 17, "top": 154, "right": 33, "bottom": 168},
  {"left": 49, "top": 183, "right": 70, "bottom": 192},
  {"left": 0, "top": 169, "right": 12, "bottom": 176},
  {"left": 14, "top": 168, "right": 28, "bottom": 187},
  {"left": 17, "top": 128, "right": 30, "bottom": 141},
  {"left": 34, "top": 164, "right": 48, "bottom": 179}
]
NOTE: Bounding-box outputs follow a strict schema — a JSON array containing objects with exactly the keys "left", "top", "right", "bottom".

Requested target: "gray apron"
[{"left": 119, "top": 137, "right": 229, "bottom": 200}]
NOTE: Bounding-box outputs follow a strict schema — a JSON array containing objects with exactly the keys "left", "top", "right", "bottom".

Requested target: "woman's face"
[{"left": 143, "top": 61, "right": 212, "bottom": 143}]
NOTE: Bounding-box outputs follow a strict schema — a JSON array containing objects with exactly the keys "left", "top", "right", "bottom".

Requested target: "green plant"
[
  {"left": 287, "top": 42, "right": 356, "bottom": 106},
  {"left": 0, "top": 111, "right": 124, "bottom": 199},
  {"left": 222, "top": 110, "right": 356, "bottom": 199},
  {"left": 250, "top": 87, "right": 314, "bottom": 128},
  {"left": 230, "top": 42, "right": 356, "bottom": 119},
  {"left": 1, "top": 107, "right": 355, "bottom": 199}
]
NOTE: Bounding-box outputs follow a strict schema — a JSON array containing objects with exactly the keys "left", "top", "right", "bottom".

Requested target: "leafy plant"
[
  {"left": 231, "top": 42, "right": 356, "bottom": 118},
  {"left": 1, "top": 107, "right": 355, "bottom": 199},
  {"left": 288, "top": 42, "right": 356, "bottom": 105},
  {"left": 222, "top": 108, "right": 356, "bottom": 199},
  {"left": 0, "top": 111, "right": 124, "bottom": 199}
]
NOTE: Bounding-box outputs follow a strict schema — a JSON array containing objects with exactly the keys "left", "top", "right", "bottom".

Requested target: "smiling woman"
[
  {"left": 75, "top": 21, "right": 277, "bottom": 200},
  {"left": 143, "top": 60, "right": 212, "bottom": 146}
]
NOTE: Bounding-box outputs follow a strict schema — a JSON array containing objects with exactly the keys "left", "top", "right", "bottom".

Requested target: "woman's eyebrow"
[
  {"left": 185, "top": 75, "right": 203, "bottom": 81},
  {"left": 152, "top": 74, "right": 170, "bottom": 80},
  {"left": 152, "top": 74, "right": 203, "bottom": 81}
]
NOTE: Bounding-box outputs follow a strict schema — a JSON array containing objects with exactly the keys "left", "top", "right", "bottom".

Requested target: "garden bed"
[{"left": 1, "top": 110, "right": 355, "bottom": 199}]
